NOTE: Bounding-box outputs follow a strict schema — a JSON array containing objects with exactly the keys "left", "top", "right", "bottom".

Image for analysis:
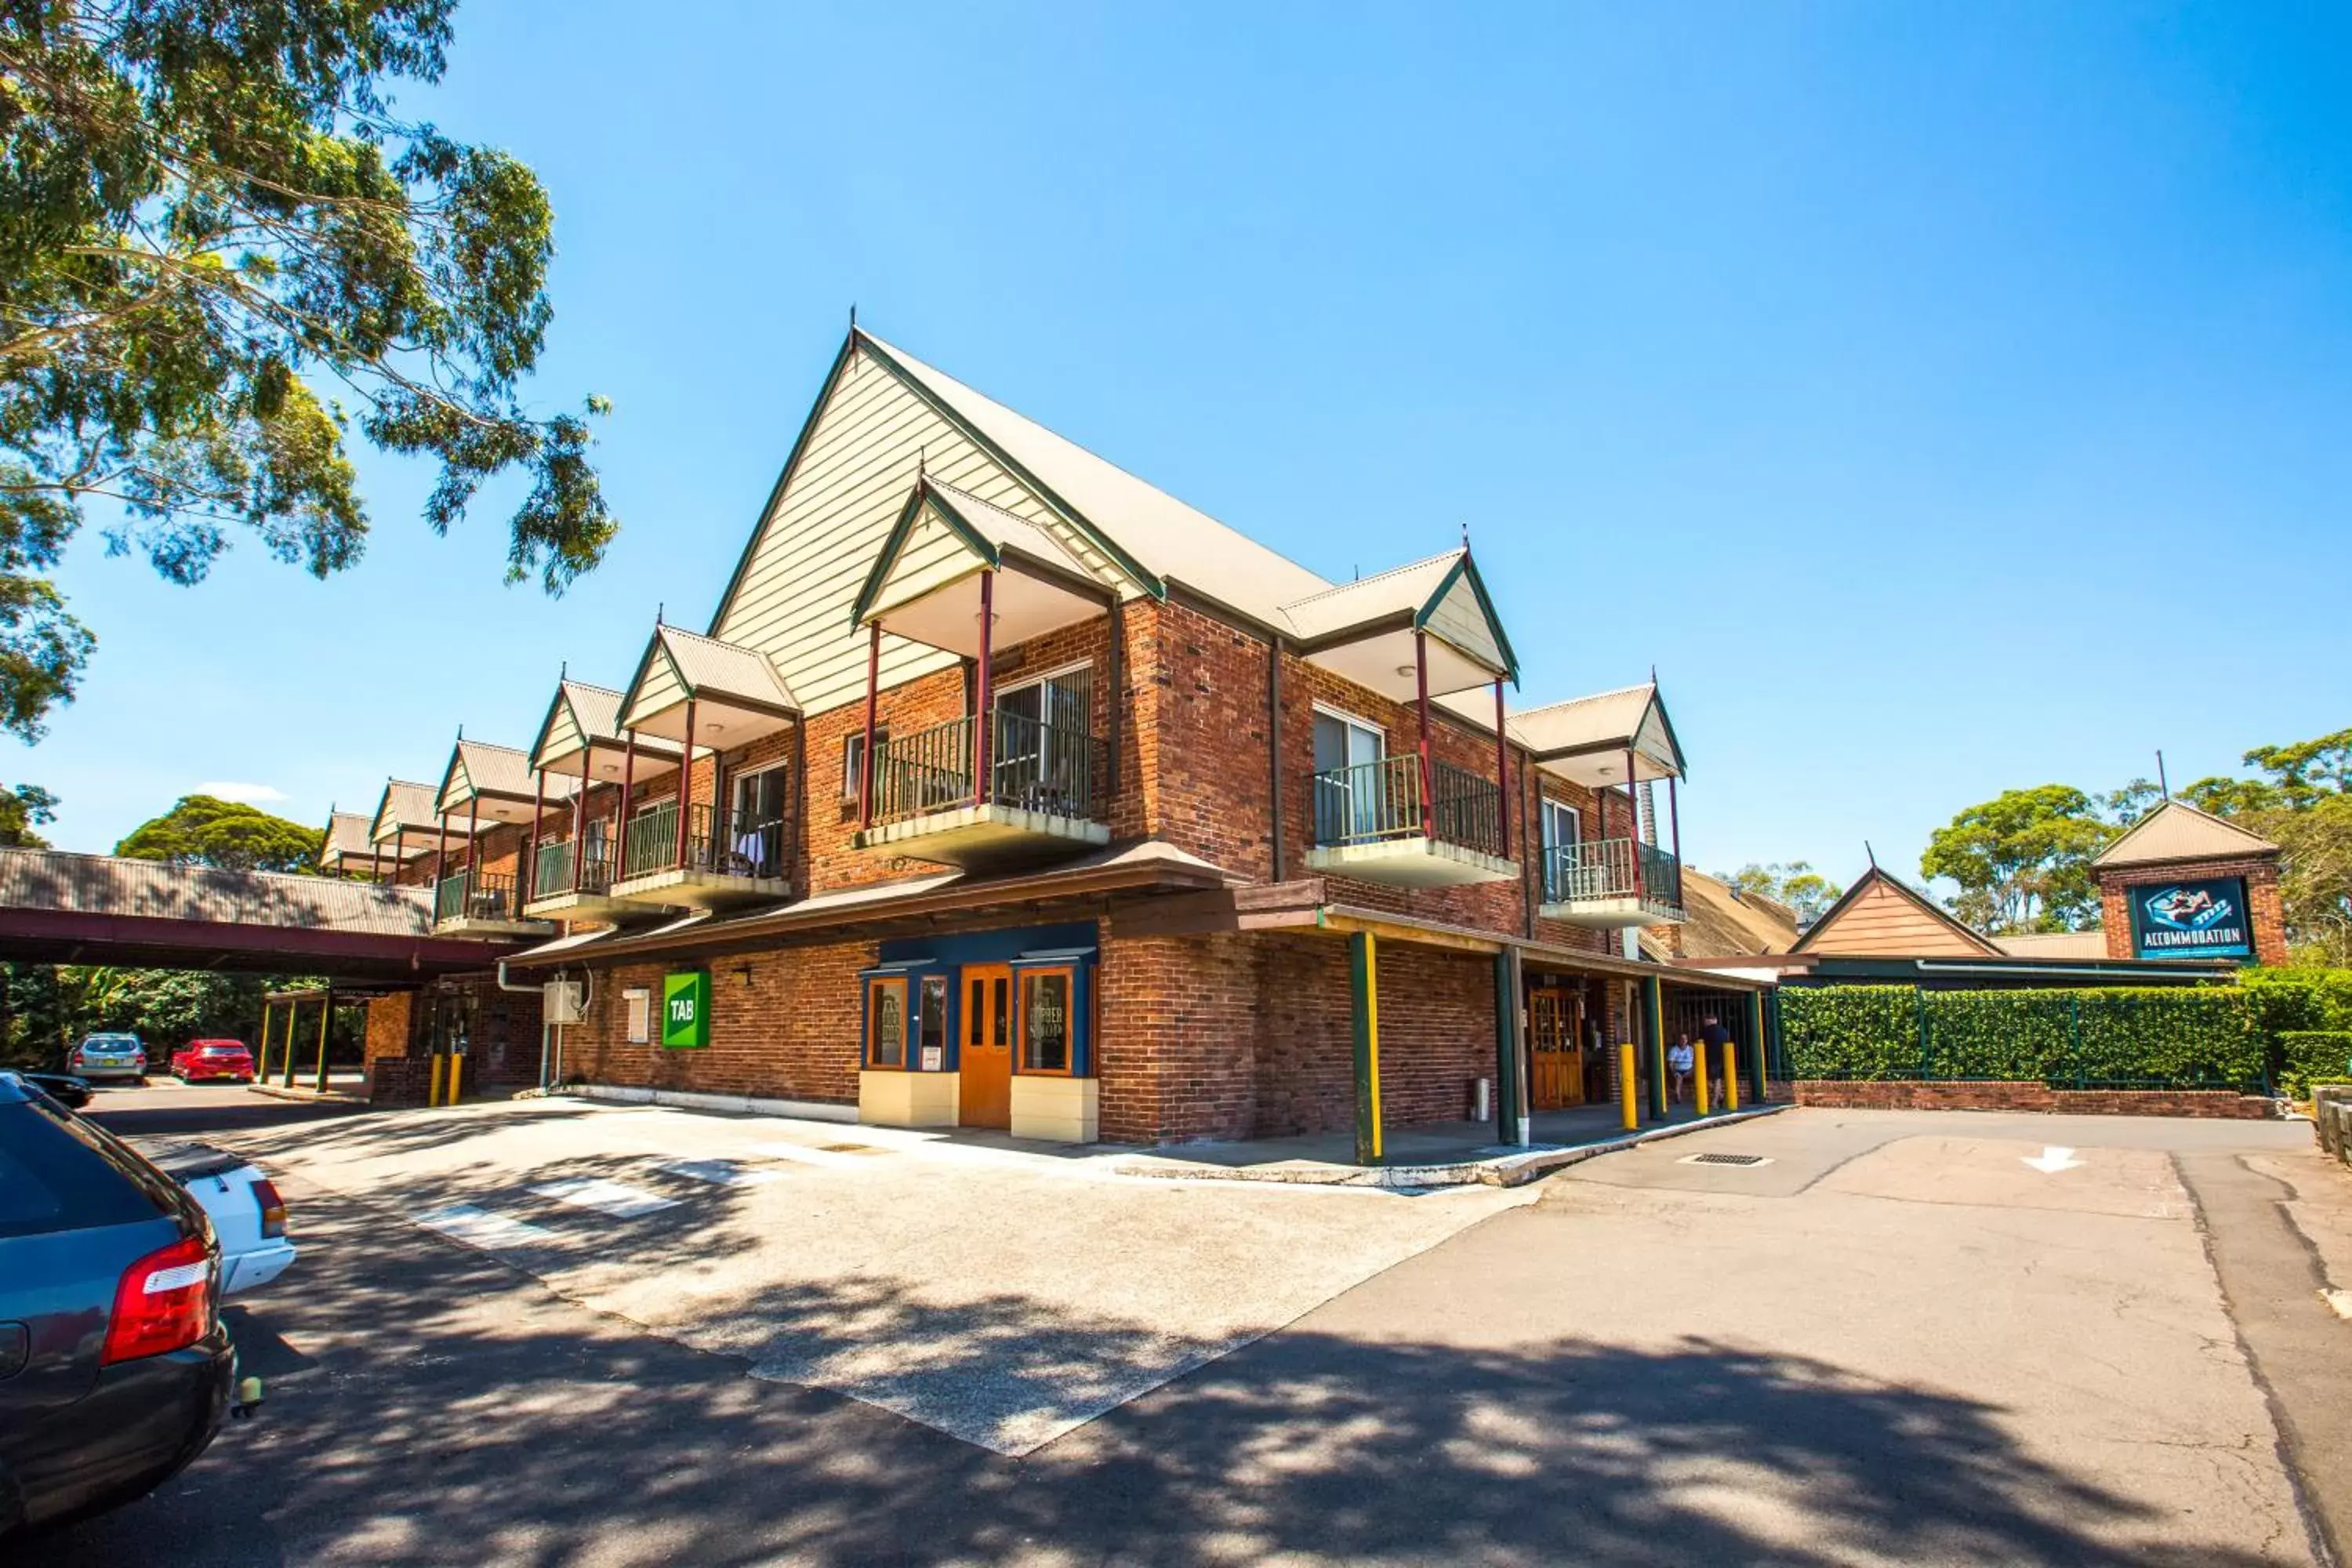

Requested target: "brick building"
[
  {"left": 2092, "top": 800, "right": 2288, "bottom": 968},
  {"left": 344, "top": 326, "right": 1766, "bottom": 1149}
]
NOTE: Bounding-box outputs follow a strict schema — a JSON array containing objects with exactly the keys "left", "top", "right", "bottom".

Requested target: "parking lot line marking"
[
  {"left": 530, "top": 1178, "right": 681, "bottom": 1218},
  {"left": 415, "top": 1203, "right": 558, "bottom": 1248},
  {"left": 746, "top": 1140, "right": 866, "bottom": 1169},
  {"left": 662, "top": 1158, "right": 785, "bottom": 1188}
]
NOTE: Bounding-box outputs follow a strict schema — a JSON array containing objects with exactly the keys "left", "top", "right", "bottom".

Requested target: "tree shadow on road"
[{"left": 35, "top": 1181, "right": 2281, "bottom": 1568}]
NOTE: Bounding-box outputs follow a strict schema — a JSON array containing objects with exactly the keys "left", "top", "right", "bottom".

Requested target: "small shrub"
[{"left": 2279, "top": 1031, "right": 2352, "bottom": 1098}]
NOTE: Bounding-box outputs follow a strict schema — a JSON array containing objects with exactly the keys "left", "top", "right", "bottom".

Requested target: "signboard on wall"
[
  {"left": 2129, "top": 877, "right": 2253, "bottom": 960},
  {"left": 662, "top": 971, "right": 711, "bottom": 1049}
]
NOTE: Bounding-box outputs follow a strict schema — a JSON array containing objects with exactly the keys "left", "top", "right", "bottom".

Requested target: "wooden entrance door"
[
  {"left": 958, "top": 964, "right": 1013, "bottom": 1129},
  {"left": 1529, "top": 987, "right": 1584, "bottom": 1109}
]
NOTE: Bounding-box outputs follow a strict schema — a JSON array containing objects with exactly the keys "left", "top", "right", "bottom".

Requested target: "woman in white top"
[{"left": 1666, "top": 1033, "right": 1697, "bottom": 1106}]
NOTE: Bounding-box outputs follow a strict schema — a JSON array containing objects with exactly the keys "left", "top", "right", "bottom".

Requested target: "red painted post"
[
  {"left": 393, "top": 826, "right": 405, "bottom": 887},
  {"left": 974, "top": 569, "right": 994, "bottom": 808},
  {"left": 524, "top": 770, "right": 544, "bottom": 907},
  {"left": 1493, "top": 676, "right": 1509, "bottom": 858},
  {"left": 571, "top": 770, "right": 587, "bottom": 893},
  {"left": 619, "top": 729, "right": 637, "bottom": 873},
  {"left": 464, "top": 796, "right": 480, "bottom": 913},
  {"left": 1668, "top": 774, "right": 1684, "bottom": 908},
  {"left": 859, "top": 621, "right": 880, "bottom": 829},
  {"left": 677, "top": 698, "right": 697, "bottom": 870},
  {"left": 1415, "top": 630, "right": 1434, "bottom": 840},
  {"left": 1625, "top": 746, "right": 1642, "bottom": 903}
]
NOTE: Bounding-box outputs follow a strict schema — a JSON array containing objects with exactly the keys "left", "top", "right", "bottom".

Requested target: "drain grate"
[{"left": 1679, "top": 1152, "right": 1772, "bottom": 1167}]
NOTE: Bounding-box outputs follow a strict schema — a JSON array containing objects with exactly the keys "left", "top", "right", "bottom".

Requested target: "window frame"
[
  {"left": 865, "top": 975, "right": 909, "bottom": 1069},
  {"left": 841, "top": 728, "right": 891, "bottom": 802},
  {"left": 1015, "top": 965, "right": 1079, "bottom": 1077},
  {"left": 622, "top": 987, "right": 652, "bottom": 1046}
]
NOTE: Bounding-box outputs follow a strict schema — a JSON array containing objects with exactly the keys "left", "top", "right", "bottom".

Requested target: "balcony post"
[
  {"left": 1668, "top": 774, "right": 1683, "bottom": 909},
  {"left": 1414, "top": 630, "right": 1434, "bottom": 840},
  {"left": 974, "top": 569, "right": 994, "bottom": 808},
  {"left": 571, "top": 772, "right": 587, "bottom": 894},
  {"left": 524, "top": 771, "right": 544, "bottom": 907},
  {"left": 1624, "top": 748, "right": 1642, "bottom": 903},
  {"left": 465, "top": 795, "right": 480, "bottom": 911},
  {"left": 677, "top": 699, "right": 697, "bottom": 870},
  {"left": 1493, "top": 677, "right": 1510, "bottom": 859},
  {"left": 859, "top": 621, "right": 880, "bottom": 830},
  {"left": 432, "top": 811, "right": 448, "bottom": 891},
  {"left": 392, "top": 826, "right": 405, "bottom": 887},
  {"left": 619, "top": 729, "right": 637, "bottom": 873}
]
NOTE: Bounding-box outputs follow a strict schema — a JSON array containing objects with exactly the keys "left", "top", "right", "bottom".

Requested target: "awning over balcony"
[
  {"left": 368, "top": 779, "right": 485, "bottom": 851},
  {"left": 315, "top": 811, "right": 376, "bottom": 873},
  {"left": 1510, "top": 682, "right": 1686, "bottom": 789},
  {"left": 851, "top": 475, "right": 1116, "bottom": 655},
  {"left": 1277, "top": 549, "right": 1518, "bottom": 700},
  {"left": 619, "top": 626, "right": 800, "bottom": 750},
  {"left": 530, "top": 678, "right": 683, "bottom": 785},
  {"left": 434, "top": 738, "right": 579, "bottom": 826}
]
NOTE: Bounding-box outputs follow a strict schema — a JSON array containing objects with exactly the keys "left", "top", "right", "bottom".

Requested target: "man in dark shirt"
[{"left": 1700, "top": 1014, "right": 1733, "bottom": 1099}]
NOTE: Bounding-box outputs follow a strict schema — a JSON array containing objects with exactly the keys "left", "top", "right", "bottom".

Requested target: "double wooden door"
[
  {"left": 1529, "top": 987, "right": 1586, "bottom": 1110},
  {"left": 958, "top": 964, "right": 1013, "bottom": 1129}
]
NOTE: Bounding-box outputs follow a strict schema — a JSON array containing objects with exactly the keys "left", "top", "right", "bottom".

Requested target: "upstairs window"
[{"left": 842, "top": 728, "right": 890, "bottom": 801}]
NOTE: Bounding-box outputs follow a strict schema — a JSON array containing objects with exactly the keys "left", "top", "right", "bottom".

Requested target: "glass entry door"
[
  {"left": 730, "top": 766, "right": 786, "bottom": 877},
  {"left": 1312, "top": 710, "right": 1385, "bottom": 844},
  {"left": 994, "top": 666, "right": 1093, "bottom": 811}
]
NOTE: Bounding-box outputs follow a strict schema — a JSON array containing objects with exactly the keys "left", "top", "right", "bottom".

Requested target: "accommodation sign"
[
  {"left": 662, "top": 971, "right": 712, "bottom": 1049},
  {"left": 2129, "top": 877, "right": 2253, "bottom": 960}
]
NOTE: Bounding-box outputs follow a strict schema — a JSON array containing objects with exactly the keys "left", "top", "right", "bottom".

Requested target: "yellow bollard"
[
  {"left": 1618, "top": 1042, "right": 1639, "bottom": 1131},
  {"left": 427, "top": 1054, "right": 445, "bottom": 1108},
  {"left": 1722, "top": 1040, "right": 1740, "bottom": 1112},
  {"left": 447, "top": 1054, "right": 464, "bottom": 1105},
  {"left": 1695, "top": 1042, "right": 1711, "bottom": 1117}
]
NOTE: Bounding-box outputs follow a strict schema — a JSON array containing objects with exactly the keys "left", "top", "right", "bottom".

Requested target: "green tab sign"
[{"left": 662, "top": 971, "right": 710, "bottom": 1050}]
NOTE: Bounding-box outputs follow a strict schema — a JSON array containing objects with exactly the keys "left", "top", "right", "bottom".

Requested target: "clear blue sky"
[{"left": 29, "top": 2, "right": 2352, "bottom": 896}]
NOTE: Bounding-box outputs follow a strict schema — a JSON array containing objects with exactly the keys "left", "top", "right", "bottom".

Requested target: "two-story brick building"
[{"left": 347, "top": 326, "right": 1766, "bottom": 1149}]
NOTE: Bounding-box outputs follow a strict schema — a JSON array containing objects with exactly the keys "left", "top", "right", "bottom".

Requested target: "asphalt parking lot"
[{"left": 34, "top": 1080, "right": 2352, "bottom": 1566}]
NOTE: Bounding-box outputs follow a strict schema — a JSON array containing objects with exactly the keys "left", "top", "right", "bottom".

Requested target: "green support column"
[
  {"left": 1746, "top": 989, "right": 1769, "bottom": 1105},
  {"left": 1493, "top": 951, "right": 1521, "bottom": 1145},
  {"left": 281, "top": 1000, "right": 300, "bottom": 1087},
  {"left": 313, "top": 991, "right": 332, "bottom": 1092},
  {"left": 1350, "top": 930, "right": 1382, "bottom": 1165},
  {"left": 1644, "top": 974, "right": 1668, "bottom": 1120},
  {"left": 254, "top": 1003, "right": 273, "bottom": 1083}
]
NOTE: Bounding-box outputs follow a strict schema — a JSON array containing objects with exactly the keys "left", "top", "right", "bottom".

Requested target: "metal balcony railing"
[
  {"left": 435, "top": 869, "right": 522, "bottom": 924},
  {"left": 619, "top": 801, "right": 785, "bottom": 883},
  {"left": 532, "top": 829, "right": 615, "bottom": 900},
  {"left": 1541, "top": 837, "right": 1683, "bottom": 909},
  {"left": 870, "top": 712, "right": 1108, "bottom": 828},
  {"left": 1309, "top": 757, "right": 1504, "bottom": 856}
]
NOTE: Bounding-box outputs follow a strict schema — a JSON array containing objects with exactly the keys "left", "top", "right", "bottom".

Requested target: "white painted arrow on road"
[{"left": 2020, "top": 1145, "right": 2084, "bottom": 1174}]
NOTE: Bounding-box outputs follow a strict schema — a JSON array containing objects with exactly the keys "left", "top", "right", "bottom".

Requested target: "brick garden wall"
[{"left": 1791, "top": 1079, "right": 2277, "bottom": 1119}]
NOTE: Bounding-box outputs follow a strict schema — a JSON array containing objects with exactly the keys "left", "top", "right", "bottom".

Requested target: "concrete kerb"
[
  {"left": 249, "top": 1082, "right": 369, "bottom": 1107},
  {"left": 1116, "top": 1105, "right": 1793, "bottom": 1190}
]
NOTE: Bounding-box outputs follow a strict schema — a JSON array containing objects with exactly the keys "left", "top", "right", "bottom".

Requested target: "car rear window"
[
  {"left": 0, "top": 1099, "right": 171, "bottom": 1237},
  {"left": 201, "top": 1044, "right": 245, "bottom": 1055}
]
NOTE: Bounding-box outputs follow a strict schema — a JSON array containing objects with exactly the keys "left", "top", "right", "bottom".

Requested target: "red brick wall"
[
  {"left": 563, "top": 940, "right": 869, "bottom": 1105},
  {"left": 1095, "top": 929, "right": 1260, "bottom": 1142},
  {"left": 1791, "top": 1079, "right": 2277, "bottom": 1119},
  {"left": 2099, "top": 856, "right": 2288, "bottom": 967}
]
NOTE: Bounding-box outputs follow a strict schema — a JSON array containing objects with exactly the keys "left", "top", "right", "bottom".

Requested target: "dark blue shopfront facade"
[{"left": 858, "top": 920, "right": 1099, "bottom": 1077}]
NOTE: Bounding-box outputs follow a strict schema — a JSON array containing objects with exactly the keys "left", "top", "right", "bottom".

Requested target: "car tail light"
[
  {"left": 102, "top": 1234, "right": 214, "bottom": 1364},
  {"left": 252, "top": 1177, "right": 288, "bottom": 1239}
]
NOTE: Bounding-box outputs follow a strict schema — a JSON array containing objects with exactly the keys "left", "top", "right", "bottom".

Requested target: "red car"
[{"left": 169, "top": 1040, "right": 255, "bottom": 1083}]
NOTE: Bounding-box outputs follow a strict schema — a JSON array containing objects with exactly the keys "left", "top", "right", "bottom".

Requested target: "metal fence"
[
  {"left": 622, "top": 801, "right": 785, "bottom": 881},
  {"left": 871, "top": 713, "right": 1107, "bottom": 826},
  {"left": 1310, "top": 757, "right": 1502, "bottom": 855}
]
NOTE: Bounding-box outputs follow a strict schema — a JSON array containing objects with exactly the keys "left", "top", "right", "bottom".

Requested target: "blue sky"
[{"left": 29, "top": 2, "right": 2352, "bottom": 896}]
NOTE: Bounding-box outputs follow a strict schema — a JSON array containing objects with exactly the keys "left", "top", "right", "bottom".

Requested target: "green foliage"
[
  {"left": 114, "top": 793, "right": 320, "bottom": 871},
  {"left": 0, "top": 0, "right": 614, "bottom": 740},
  {"left": 1722, "top": 861, "right": 1842, "bottom": 925},
  {"left": 1919, "top": 785, "right": 2114, "bottom": 934},
  {"left": 0, "top": 781, "right": 56, "bottom": 845},
  {"left": 2280, "top": 1032, "right": 2352, "bottom": 1098},
  {"left": 2, "top": 960, "right": 326, "bottom": 1069},
  {"left": 1783, "top": 983, "right": 2264, "bottom": 1088}
]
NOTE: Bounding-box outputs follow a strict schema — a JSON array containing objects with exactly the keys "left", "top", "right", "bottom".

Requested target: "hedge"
[
  {"left": 1782, "top": 985, "right": 2265, "bottom": 1088},
  {"left": 2280, "top": 1032, "right": 2352, "bottom": 1098}
]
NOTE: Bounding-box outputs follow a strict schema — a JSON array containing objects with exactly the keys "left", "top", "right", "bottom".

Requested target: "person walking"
[{"left": 1700, "top": 1014, "right": 1733, "bottom": 1104}]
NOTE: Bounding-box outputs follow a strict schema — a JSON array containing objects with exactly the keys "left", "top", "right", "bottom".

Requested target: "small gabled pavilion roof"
[
  {"left": 2093, "top": 800, "right": 2279, "bottom": 869},
  {"left": 435, "top": 739, "right": 577, "bottom": 826},
  {"left": 531, "top": 678, "right": 682, "bottom": 782},
  {"left": 1276, "top": 549, "right": 1518, "bottom": 702},
  {"left": 619, "top": 625, "right": 800, "bottom": 751},
  {"left": 368, "top": 779, "right": 481, "bottom": 850},
  {"left": 1508, "top": 682, "right": 1686, "bottom": 787},
  {"left": 852, "top": 475, "right": 1114, "bottom": 658},
  {"left": 316, "top": 811, "right": 375, "bottom": 873},
  {"left": 1791, "top": 865, "right": 2003, "bottom": 958}
]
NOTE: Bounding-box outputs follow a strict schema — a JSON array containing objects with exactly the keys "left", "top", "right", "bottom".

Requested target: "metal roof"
[
  {"left": 0, "top": 848, "right": 436, "bottom": 936},
  {"left": 2092, "top": 800, "right": 2278, "bottom": 869}
]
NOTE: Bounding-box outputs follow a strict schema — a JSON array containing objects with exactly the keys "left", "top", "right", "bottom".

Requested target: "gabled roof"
[
  {"left": 534, "top": 680, "right": 622, "bottom": 759},
  {"left": 1791, "top": 866, "right": 2003, "bottom": 957},
  {"left": 2093, "top": 799, "right": 2279, "bottom": 869},
  {"left": 621, "top": 624, "right": 800, "bottom": 730},
  {"left": 438, "top": 739, "right": 575, "bottom": 813},
  {"left": 318, "top": 811, "right": 374, "bottom": 868},
  {"left": 852, "top": 475, "right": 1102, "bottom": 627},
  {"left": 1508, "top": 683, "right": 1686, "bottom": 782},
  {"left": 369, "top": 779, "right": 477, "bottom": 844},
  {"left": 1276, "top": 549, "right": 1519, "bottom": 683}
]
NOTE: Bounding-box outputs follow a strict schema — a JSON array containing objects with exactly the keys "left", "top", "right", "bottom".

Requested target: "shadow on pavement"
[{"left": 32, "top": 1179, "right": 2270, "bottom": 1568}]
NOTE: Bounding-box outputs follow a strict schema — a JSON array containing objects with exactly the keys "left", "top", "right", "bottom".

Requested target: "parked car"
[
  {"left": 18, "top": 1071, "right": 92, "bottom": 1110},
  {"left": 169, "top": 1040, "right": 255, "bottom": 1084},
  {"left": 0, "top": 1070, "right": 240, "bottom": 1541},
  {"left": 144, "top": 1143, "right": 296, "bottom": 1294},
  {"left": 67, "top": 1033, "right": 147, "bottom": 1084}
]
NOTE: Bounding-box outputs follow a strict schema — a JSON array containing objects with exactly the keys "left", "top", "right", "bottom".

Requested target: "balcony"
[
  {"left": 431, "top": 869, "right": 553, "bottom": 939},
  {"left": 856, "top": 711, "right": 1112, "bottom": 869},
  {"left": 521, "top": 829, "right": 648, "bottom": 924},
  {"left": 608, "top": 800, "right": 790, "bottom": 910},
  {"left": 1539, "top": 837, "right": 1688, "bottom": 928},
  {"left": 1305, "top": 757, "right": 1518, "bottom": 888}
]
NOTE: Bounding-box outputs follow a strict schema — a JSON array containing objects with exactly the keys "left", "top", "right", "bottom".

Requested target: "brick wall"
[
  {"left": 2099, "top": 855, "right": 2288, "bottom": 967},
  {"left": 1791, "top": 1079, "right": 2277, "bottom": 1119},
  {"left": 564, "top": 940, "right": 869, "bottom": 1105}
]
